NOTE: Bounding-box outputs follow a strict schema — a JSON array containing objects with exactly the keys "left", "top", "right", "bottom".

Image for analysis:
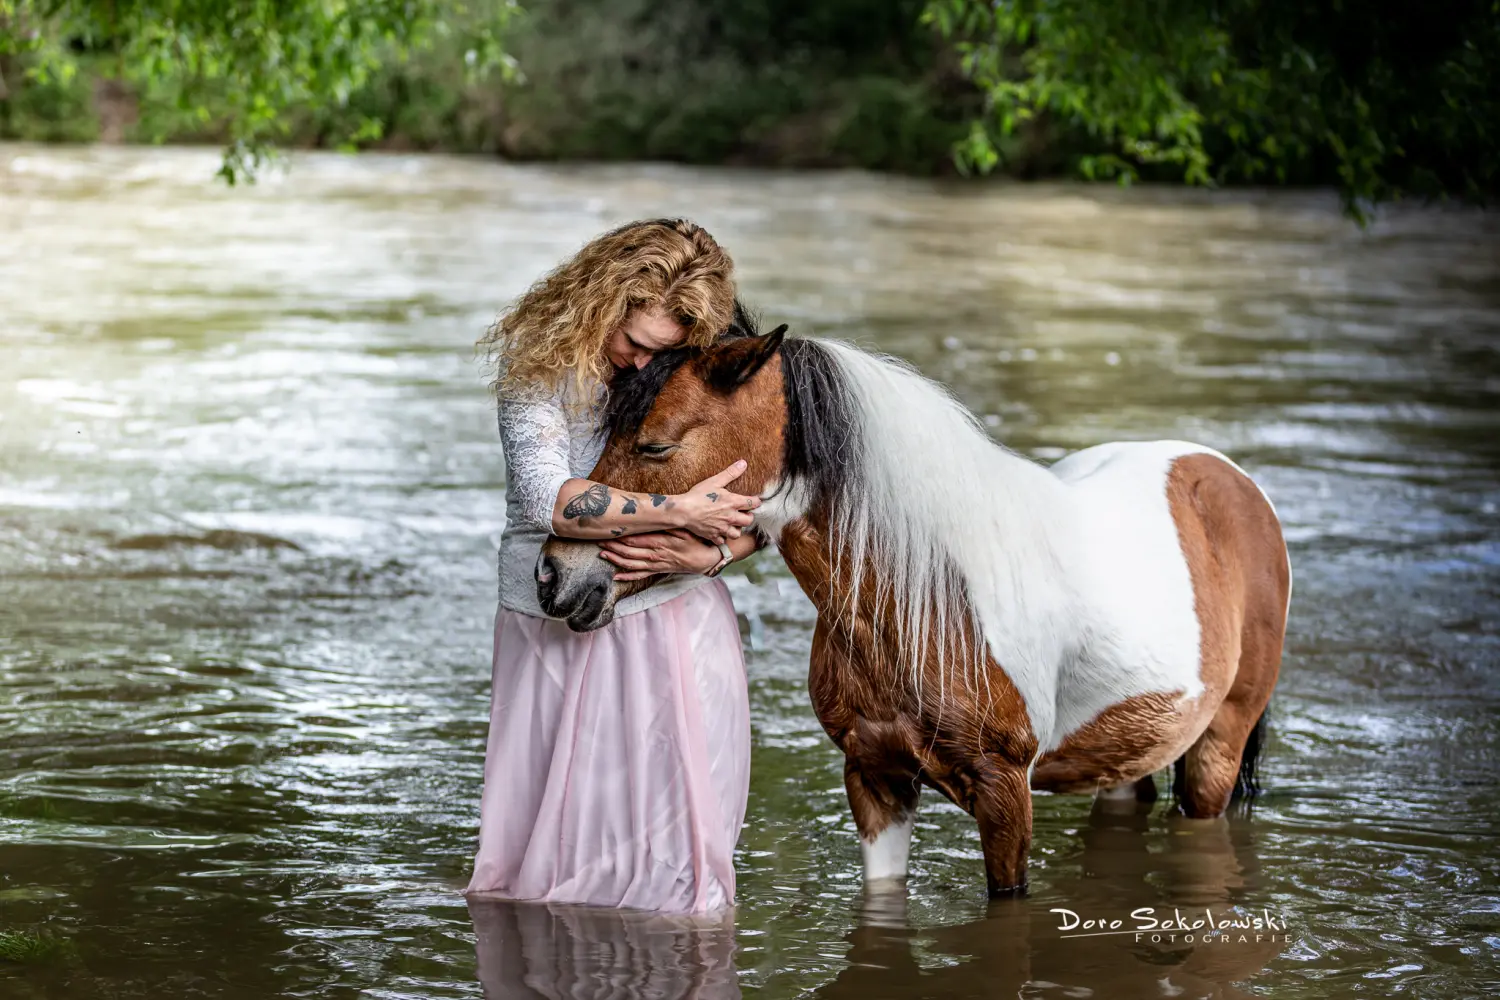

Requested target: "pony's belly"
[
  {"left": 1033, "top": 444, "right": 1285, "bottom": 794},
  {"left": 1031, "top": 688, "right": 1214, "bottom": 793},
  {"left": 1040, "top": 441, "right": 1224, "bottom": 747}
]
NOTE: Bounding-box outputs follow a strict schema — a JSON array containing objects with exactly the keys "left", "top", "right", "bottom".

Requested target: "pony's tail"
[{"left": 1170, "top": 709, "right": 1269, "bottom": 807}]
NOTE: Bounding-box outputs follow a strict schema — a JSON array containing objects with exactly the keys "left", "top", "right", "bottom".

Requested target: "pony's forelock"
[{"left": 599, "top": 300, "right": 763, "bottom": 442}]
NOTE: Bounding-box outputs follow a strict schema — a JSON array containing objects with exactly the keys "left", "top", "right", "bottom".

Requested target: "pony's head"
[
  {"left": 536, "top": 325, "right": 806, "bottom": 631},
  {"left": 541, "top": 325, "right": 1008, "bottom": 705}
]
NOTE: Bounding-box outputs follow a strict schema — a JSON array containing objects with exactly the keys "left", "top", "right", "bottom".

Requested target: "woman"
[{"left": 466, "top": 219, "right": 764, "bottom": 914}]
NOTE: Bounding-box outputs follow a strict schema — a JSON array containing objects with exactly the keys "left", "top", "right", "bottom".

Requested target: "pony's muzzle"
[{"left": 536, "top": 538, "right": 619, "bottom": 632}]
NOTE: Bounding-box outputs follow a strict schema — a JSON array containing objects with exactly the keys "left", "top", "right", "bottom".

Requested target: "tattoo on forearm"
[
  {"left": 621, "top": 498, "right": 637, "bottom": 515},
  {"left": 610, "top": 528, "right": 624, "bottom": 536},
  {"left": 650, "top": 494, "right": 666, "bottom": 507},
  {"left": 562, "top": 483, "right": 611, "bottom": 520}
]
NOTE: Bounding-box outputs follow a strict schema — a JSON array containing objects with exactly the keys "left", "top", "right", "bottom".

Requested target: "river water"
[{"left": 1, "top": 144, "right": 1497, "bottom": 999}]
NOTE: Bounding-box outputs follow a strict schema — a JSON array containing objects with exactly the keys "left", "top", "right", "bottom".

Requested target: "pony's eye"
[{"left": 636, "top": 442, "right": 678, "bottom": 458}]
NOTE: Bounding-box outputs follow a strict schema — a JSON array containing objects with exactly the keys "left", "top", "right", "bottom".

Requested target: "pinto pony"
[{"left": 537, "top": 325, "right": 1290, "bottom": 896}]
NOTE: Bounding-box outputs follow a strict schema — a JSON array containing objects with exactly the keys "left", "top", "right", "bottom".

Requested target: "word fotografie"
[{"left": 1052, "top": 907, "right": 1290, "bottom": 942}]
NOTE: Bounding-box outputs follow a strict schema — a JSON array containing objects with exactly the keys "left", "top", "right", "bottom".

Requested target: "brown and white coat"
[{"left": 540, "top": 327, "right": 1291, "bottom": 897}]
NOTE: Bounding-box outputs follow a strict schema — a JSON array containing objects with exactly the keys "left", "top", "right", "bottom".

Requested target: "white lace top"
[{"left": 496, "top": 377, "right": 711, "bottom": 619}]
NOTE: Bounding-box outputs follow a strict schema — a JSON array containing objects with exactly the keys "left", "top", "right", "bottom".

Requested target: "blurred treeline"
[
  {"left": 1, "top": 0, "right": 1496, "bottom": 211},
  {"left": 0, "top": 0, "right": 980, "bottom": 174}
]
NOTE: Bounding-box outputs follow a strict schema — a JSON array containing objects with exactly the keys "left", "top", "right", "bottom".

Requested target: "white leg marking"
[
  {"left": 1095, "top": 784, "right": 1138, "bottom": 801},
  {"left": 1093, "top": 783, "right": 1146, "bottom": 814},
  {"left": 862, "top": 812, "right": 916, "bottom": 883}
]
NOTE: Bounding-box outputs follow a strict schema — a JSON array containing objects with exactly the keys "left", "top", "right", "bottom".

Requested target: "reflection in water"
[
  {"left": 465, "top": 802, "right": 1287, "bottom": 1000},
  {"left": 819, "top": 802, "right": 1285, "bottom": 1000},
  {"left": 469, "top": 897, "right": 740, "bottom": 1000}
]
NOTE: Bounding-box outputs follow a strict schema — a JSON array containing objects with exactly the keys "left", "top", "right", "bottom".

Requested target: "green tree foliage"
[
  {"left": 0, "top": 0, "right": 515, "bottom": 181},
  {"left": 925, "top": 0, "right": 1500, "bottom": 216},
  {"left": 3, "top": 0, "right": 968, "bottom": 175},
  {"left": 496, "top": 0, "right": 978, "bottom": 172}
]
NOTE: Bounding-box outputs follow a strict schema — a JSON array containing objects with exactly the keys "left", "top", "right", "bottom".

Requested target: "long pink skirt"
[{"left": 465, "top": 581, "right": 750, "bottom": 914}]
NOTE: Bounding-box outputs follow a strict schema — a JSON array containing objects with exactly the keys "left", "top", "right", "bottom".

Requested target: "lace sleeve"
[{"left": 498, "top": 385, "right": 575, "bottom": 534}]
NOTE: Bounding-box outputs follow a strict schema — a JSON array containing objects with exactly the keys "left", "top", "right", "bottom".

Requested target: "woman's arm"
[
  {"left": 549, "top": 463, "right": 759, "bottom": 544},
  {"left": 597, "top": 528, "right": 767, "bottom": 581},
  {"left": 498, "top": 386, "right": 759, "bottom": 545}
]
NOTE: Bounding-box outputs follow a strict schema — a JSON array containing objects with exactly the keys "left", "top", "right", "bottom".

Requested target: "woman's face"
[{"left": 605, "top": 304, "right": 688, "bottom": 371}]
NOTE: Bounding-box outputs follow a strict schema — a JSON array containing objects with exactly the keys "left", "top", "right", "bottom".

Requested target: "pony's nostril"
[
  {"left": 572, "top": 578, "right": 610, "bottom": 627},
  {"left": 535, "top": 553, "right": 560, "bottom": 611},
  {"left": 536, "top": 553, "right": 557, "bottom": 586}
]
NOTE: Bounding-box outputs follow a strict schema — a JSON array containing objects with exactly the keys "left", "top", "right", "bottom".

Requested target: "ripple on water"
[{"left": 1, "top": 144, "right": 1497, "bottom": 999}]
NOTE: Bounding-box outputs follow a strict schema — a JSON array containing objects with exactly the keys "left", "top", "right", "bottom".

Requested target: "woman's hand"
[
  {"left": 599, "top": 530, "right": 721, "bottom": 581},
  {"left": 673, "top": 460, "right": 761, "bottom": 543}
]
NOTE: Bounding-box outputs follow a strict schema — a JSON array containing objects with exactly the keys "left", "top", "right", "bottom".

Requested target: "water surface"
[{"left": 1, "top": 144, "right": 1498, "bottom": 998}]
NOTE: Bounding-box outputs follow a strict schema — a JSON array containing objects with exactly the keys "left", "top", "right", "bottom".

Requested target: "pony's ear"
[{"left": 704, "top": 325, "right": 787, "bottom": 392}]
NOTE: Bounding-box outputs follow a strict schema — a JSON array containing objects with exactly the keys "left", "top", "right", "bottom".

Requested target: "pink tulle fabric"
[{"left": 465, "top": 580, "right": 750, "bottom": 914}]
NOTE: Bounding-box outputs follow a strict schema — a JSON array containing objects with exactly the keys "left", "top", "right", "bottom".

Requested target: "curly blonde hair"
[{"left": 482, "top": 218, "right": 737, "bottom": 401}]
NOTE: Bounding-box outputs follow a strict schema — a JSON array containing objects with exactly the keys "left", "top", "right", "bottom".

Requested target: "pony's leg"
[
  {"left": 1172, "top": 453, "right": 1289, "bottom": 818},
  {"left": 1094, "top": 774, "right": 1160, "bottom": 815},
  {"left": 1179, "top": 615, "right": 1282, "bottom": 817},
  {"left": 845, "top": 761, "right": 920, "bottom": 884},
  {"left": 1177, "top": 707, "right": 1256, "bottom": 817},
  {"left": 971, "top": 761, "right": 1032, "bottom": 897}
]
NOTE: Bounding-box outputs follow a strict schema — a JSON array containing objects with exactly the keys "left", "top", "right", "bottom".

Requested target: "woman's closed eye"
[{"left": 635, "top": 442, "right": 678, "bottom": 458}]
